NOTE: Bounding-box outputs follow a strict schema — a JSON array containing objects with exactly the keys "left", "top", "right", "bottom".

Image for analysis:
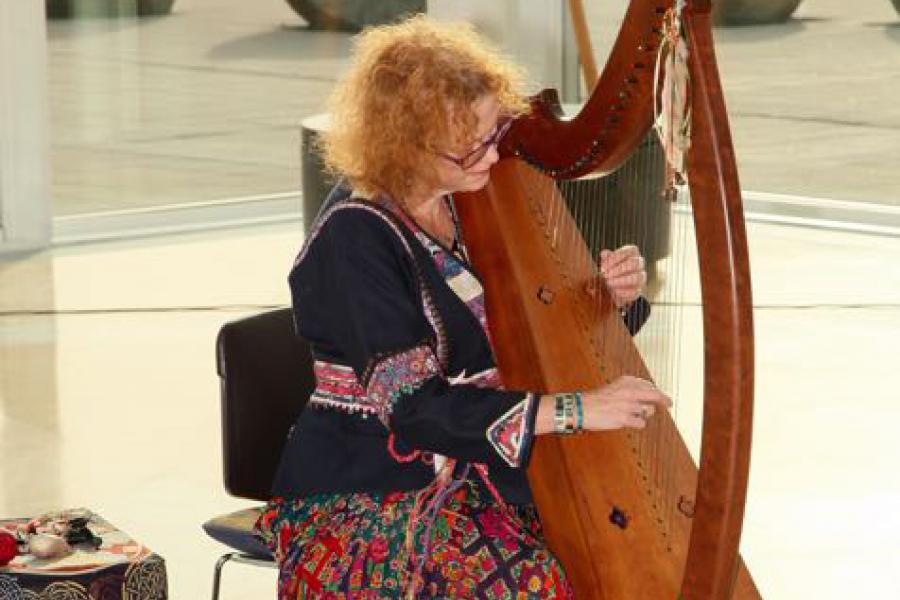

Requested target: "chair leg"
[{"left": 211, "top": 552, "right": 238, "bottom": 600}]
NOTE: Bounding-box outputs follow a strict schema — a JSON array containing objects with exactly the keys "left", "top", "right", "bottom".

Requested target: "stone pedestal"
[{"left": 301, "top": 114, "right": 338, "bottom": 234}]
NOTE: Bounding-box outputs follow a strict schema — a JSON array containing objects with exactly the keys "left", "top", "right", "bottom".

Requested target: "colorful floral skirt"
[{"left": 254, "top": 484, "right": 574, "bottom": 599}]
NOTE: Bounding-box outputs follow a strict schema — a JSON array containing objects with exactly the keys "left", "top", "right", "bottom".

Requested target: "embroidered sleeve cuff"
[{"left": 486, "top": 393, "right": 538, "bottom": 468}]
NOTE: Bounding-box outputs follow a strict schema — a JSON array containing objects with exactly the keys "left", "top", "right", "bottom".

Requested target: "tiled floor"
[
  {"left": 0, "top": 221, "right": 304, "bottom": 598},
  {"left": 1, "top": 215, "right": 898, "bottom": 598}
]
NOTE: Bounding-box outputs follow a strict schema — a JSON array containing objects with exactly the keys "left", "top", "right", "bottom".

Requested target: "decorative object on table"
[
  {"left": 0, "top": 509, "right": 167, "bottom": 600},
  {"left": 712, "top": 0, "right": 804, "bottom": 25},
  {"left": 25, "top": 534, "right": 71, "bottom": 560},
  {"left": 46, "top": 0, "right": 176, "bottom": 19},
  {"left": 65, "top": 517, "right": 103, "bottom": 549},
  {"left": 284, "top": 0, "right": 424, "bottom": 32},
  {"left": 0, "top": 532, "right": 16, "bottom": 567}
]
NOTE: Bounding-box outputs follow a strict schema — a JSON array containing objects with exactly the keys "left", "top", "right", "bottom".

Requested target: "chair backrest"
[{"left": 216, "top": 308, "right": 314, "bottom": 501}]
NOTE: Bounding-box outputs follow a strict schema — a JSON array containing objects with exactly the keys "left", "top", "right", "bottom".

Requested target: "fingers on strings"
[
  {"left": 603, "top": 255, "right": 646, "bottom": 281},
  {"left": 626, "top": 401, "right": 661, "bottom": 430},
  {"left": 600, "top": 245, "right": 641, "bottom": 271},
  {"left": 615, "top": 377, "right": 673, "bottom": 429}
]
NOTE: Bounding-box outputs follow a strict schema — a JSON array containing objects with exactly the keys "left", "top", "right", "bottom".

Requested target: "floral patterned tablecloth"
[{"left": 0, "top": 510, "right": 167, "bottom": 600}]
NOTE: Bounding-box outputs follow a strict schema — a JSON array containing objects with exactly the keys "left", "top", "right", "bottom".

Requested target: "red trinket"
[{"left": 0, "top": 531, "right": 17, "bottom": 566}]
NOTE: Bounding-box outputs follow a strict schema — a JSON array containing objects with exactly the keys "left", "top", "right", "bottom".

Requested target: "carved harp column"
[{"left": 453, "top": 1, "right": 760, "bottom": 599}]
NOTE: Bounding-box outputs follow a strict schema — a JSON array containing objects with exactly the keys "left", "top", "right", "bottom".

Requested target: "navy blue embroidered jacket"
[{"left": 271, "top": 184, "right": 650, "bottom": 505}]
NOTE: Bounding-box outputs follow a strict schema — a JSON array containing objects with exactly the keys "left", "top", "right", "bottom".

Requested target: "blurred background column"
[
  {"left": 428, "top": 0, "right": 580, "bottom": 101},
  {"left": 0, "top": 0, "right": 51, "bottom": 254},
  {"left": 0, "top": 0, "right": 60, "bottom": 513}
]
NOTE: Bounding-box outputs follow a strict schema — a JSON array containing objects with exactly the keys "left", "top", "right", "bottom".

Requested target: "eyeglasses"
[{"left": 440, "top": 118, "right": 513, "bottom": 170}]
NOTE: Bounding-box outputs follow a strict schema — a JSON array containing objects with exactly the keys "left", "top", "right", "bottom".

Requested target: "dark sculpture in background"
[
  {"left": 712, "top": 0, "right": 804, "bottom": 25},
  {"left": 285, "top": 0, "right": 426, "bottom": 32}
]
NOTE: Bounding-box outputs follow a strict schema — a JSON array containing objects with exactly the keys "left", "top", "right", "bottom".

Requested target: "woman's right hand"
[
  {"left": 535, "top": 375, "right": 672, "bottom": 435},
  {"left": 580, "top": 375, "right": 672, "bottom": 431}
]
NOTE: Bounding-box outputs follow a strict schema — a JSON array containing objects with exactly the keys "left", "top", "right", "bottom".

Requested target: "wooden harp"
[{"left": 453, "top": 1, "right": 760, "bottom": 599}]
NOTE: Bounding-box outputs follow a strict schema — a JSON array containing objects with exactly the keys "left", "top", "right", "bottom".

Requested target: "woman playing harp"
[{"left": 255, "top": 15, "right": 672, "bottom": 599}]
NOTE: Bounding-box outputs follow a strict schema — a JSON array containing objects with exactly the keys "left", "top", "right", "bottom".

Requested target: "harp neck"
[{"left": 499, "top": 0, "right": 715, "bottom": 181}]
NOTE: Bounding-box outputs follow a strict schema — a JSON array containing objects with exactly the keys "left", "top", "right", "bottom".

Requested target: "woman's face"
[{"left": 433, "top": 95, "right": 503, "bottom": 195}]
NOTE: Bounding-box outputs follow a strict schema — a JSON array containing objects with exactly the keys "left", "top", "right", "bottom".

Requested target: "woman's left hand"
[{"left": 599, "top": 244, "right": 647, "bottom": 308}]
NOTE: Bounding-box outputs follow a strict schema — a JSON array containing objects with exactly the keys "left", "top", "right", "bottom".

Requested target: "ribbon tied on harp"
[{"left": 654, "top": 0, "right": 691, "bottom": 195}]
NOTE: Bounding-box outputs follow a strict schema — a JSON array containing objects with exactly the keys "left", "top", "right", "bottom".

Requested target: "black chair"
[{"left": 203, "top": 308, "right": 314, "bottom": 600}]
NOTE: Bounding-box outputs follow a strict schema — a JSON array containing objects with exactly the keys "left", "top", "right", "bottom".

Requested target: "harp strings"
[
  {"left": 548, "top": 132, "right": 687, "bottom": 542},
  {"left": 544, "top": 0, "right": 692, "bottom": 546},
  {"left": 669, "top": 183, "right": 691, "bottom": 535}
]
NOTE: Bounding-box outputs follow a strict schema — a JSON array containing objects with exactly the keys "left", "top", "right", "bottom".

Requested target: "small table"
[{"left": 0, "top": 510, "right": 167, "bottom": 600}]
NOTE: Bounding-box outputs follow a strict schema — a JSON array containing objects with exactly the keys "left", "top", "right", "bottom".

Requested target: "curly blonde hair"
[{"left": 320, "top": 15, "right": 528, "bottom": 202}]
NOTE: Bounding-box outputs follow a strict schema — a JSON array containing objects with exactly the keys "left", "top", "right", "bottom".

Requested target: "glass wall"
[
  {"left": 47, "top": 0, "right": 352, "bottom": 216},
  {"left": 43, "top": 0, "right": 899, "bottom": 219}
]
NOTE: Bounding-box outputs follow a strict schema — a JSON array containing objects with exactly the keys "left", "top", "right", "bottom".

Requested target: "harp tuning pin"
[
  {"left": 633, "top": 62, "right": 646, "bottom": 69},
  {"left": 624, "top": 75, "right": 638, "bottom": 85}
]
